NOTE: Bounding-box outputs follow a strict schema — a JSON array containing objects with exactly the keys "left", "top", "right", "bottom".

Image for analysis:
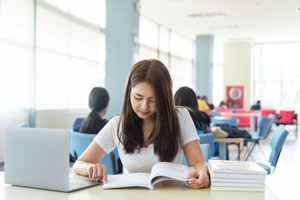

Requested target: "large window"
[
  {"left": 0, "top": 0, "right": 34, "bottom": 109},
  {"left": 253, "top": 43, "right": 300, "bottom": 108},
  {"left": 0, "top": 0, "right": 106, "bottom": 110},
  {"left": 36, "top": 1, "right": 106, "bottom": 109},
  {"left": 139, "top": 16, "right": 195, "bottom": 93}
]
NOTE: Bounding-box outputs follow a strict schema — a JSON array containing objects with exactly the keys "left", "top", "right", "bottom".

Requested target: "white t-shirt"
[{"left": 94, "top": 107, "right": 199, "bottom": 173}]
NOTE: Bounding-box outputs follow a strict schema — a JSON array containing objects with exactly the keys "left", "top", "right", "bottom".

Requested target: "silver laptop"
[{"left": 5, "top": 127, "right": 101, "bottom": 192}]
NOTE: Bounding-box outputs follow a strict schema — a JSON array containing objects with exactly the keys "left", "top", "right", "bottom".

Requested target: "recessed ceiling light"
[
  {"left": 188, "top": 12, "right": 226, "bottom": 18},
  {"left": 296, "top": 7, "right": 300, "bottom": 13}
]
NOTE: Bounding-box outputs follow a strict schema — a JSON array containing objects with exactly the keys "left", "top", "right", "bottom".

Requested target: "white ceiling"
[{"left": 140, "top": 0, "right": 300, "bottom": 44}]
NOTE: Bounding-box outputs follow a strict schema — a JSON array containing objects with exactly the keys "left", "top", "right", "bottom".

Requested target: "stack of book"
[{"left": 208, "top": 160, "right": 267, "bottom": 191}]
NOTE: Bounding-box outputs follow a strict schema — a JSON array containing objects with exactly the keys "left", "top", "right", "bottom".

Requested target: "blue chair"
[
  {"left": 72, "top": 117, "right": 84, "bottom": 131},
  {"left": 199, "top": 133, "right": 214, "bottom": 158},
  {"left": 17, "top": 124, "right": 30, "bottom": 127},
  {"left": 69, "top": 130, "right": 119, "bottom": 174},
  {"left": 244, "top": 116, "right": 274, "bottom": 160},
  {"left": 182, "top": 144, "right": 210, "bottom": 166},
  {"left": 257, "top": 127, "right": 288, "bottom": 174},
  {"left": 211, "top": 117, "right": 238, "bottom": 127}
]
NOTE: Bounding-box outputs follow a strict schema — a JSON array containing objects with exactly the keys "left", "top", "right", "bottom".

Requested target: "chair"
[
  {"left": 244, "top": 116, "right": 274, "bottom": 160},
  {"left": 256, "top": 127, "right": 289, "bottom": 174},
  {"left": 261, "top": 109, "right": 276, "bottom": 117},
  {"left": 275, "top": 110, "right": 298, "bottom": 137},
  {"left": 211, "top": 117, "right": 238, "bottom": 127},
  {"left": 182, "top": 144, "right": 210, "bottom": 166},
  {"left": 69, "top": 130, "right": 119, "bottom": 174},
  {"left": 72, "top": 117, "right": 84, "bottom": 131},
  {"left": 235, "top": 110, "right": 255, "bottom": 127},
  {"left": 17, "top": 124, "right": 30, "bottom": 127},
  {"left": 199, "top": 133, "right": 214, "bottom": 158}
]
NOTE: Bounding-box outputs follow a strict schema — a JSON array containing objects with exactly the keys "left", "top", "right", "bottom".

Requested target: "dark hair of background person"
[
  {"left": 118, "top": 59, "right": 181, "bottom": 162},
  {"left": 174, "top": 87, "right": 211, "bottom": 131},
  {"left": 79, "top": 87, "right": 110, "bottom": 134}
]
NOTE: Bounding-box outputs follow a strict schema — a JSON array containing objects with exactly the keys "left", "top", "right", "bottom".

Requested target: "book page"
[
  {"left": 149, "top": 162, "right": 192, "bottom": 186},
  {"left": 102, "top": 173, "right": 151, "bottom": 189}
]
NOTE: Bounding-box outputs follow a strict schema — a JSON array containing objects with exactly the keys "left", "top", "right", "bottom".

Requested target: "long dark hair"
[
  {"left": 80, "top": 87, "right": 109, "bottom": 133},
  {"left": 174, "top": 87, "right": 211, "bottom": 131},
  {"left": 118, "top": 59, "right": 181, "bottom": 162}
]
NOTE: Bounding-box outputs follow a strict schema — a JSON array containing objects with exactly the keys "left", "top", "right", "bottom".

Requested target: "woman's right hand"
[{"left": 86, "top": 163, "right": 107, "bottom": 183}]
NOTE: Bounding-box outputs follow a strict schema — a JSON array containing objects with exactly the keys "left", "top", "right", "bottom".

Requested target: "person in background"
[
  {"left": 78, "top": 87, "right": 110, "bottom": 134},
  {"left": 197, "top": 96, "right": 210, "bottom": 112},
  {"left": 218, "top": 100, "right": 228, "bottom": 110},
  {"left": 175, "top": 87, "right": 211, "bottom": 134},
  {"left": 73, "top": 59, "right": 210, "bottom": 189},
  {"left": 202, "top": 96, "right": 214, "bottom": 110},
  {"left": 250, "top": 100, "right": 261, "bottom": 110}
]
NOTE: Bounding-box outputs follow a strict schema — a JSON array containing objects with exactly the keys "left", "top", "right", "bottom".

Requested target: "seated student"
[
  {"left": 197, "top": 96, "right": 210, "bottom": 112},
  {"left": 250, "top": 100, "right": 261, "bottom": 110},
  {"left": 202, "top": 96, "right": 214, "bottom": 110},
  {"left": 78, "top": 87, "right": 110, "bottom": 134},
  {"left": 216, "top": 100, "right": 228, "bottom": 111},
  {"left": 174, "top": 87, "right": 211, "bottom": 134},
  {"left": 73, "top": 59, "right": 210, "bottom": 188}
]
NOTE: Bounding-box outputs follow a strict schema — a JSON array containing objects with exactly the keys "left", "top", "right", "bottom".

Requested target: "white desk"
[
  {"left": 214, "top": 138, "right": 244, "bottom": 160},
  {"left": 0, "top": 172, "right": 279, "bottom": 200},
  {"left": 221, "top": 112, "right": 261, "bottom": 132}
]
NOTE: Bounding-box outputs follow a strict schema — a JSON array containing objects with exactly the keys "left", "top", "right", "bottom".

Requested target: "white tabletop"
[{"left": 0, "top": 172, "right": 279, "bottom": 200}]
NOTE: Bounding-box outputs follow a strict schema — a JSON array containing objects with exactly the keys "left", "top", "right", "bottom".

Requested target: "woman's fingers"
[
  {"left": 86, "top": 164, "right": 107, "bottom": 182},
  {"left": 186, "top": 169, "right": 210, "bottom": 189}
]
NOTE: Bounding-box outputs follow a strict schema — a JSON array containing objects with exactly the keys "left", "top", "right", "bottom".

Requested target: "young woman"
[
  {"left": 79, "top": 87, "right": 110, "bottom": 134},
  {"left": 174, "top": 86, "right": 211, "bottom": 134},
  {"left": 73, "top": 59, "right": 210, "bottom": 189}
]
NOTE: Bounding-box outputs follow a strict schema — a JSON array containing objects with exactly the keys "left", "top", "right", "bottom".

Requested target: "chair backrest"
[
  {"left": 268, "top": 128, "right": 288, "bottom": 169},
  {"left": 199, "top": 133, "right": 214, "bottom": 158},
  {"left": 72, "top": 118, "right": 84, "bottom": 131},
  {"left": 279, "top": 110, "right": 295, "bottom": 124},
  {"left": 257, "top": 116, "right": 274, "bottom": 139},
  {"left": 235, "top": 110, "right": 254, "bottom": 127},
  {"left": 211, "top": 117, "right": 238, "bottom": 127},
  {"left": 17, "top": 124, "right": 30, "bottom": 127},
  {"left": 182, "top": 144, "right": 210, "bottom": 166},
  {"left": 261, "top": 109, "right": 276, "bottom": 117},
  {"left": 69, "top": 130, "right": 117, "bottom": 174}
]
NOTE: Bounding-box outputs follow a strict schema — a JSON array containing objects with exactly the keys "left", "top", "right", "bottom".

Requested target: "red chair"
[
  {"left": 276, "top": 110, "right": 298, "bottom": 137},
  {"left": 261, "top": 109, "right": 276, "bottom": 117},
  {"left": 235, "top": 110, "right": 255, "bottom": 127}
]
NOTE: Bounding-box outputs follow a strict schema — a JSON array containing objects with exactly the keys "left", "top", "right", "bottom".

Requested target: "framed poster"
[{"left": 225, "top": 85, "right": 244, "bottom": 108}]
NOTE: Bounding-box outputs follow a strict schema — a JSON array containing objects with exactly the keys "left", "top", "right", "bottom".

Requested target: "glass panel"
[
  {"left": 43, "top": 0, "right": 106, "bottom": 27},
  {"left": 0, "top": 44, "right": 34, "bottom": 108},
  {"left": 139, "top": 45, "right": 158, "bottom": 60},
  {"left": 170, "top": 32, "right": 193, "bottom": 59},
  {"left": 159, "top": 27, "right": 169, "bottom": 53},
  {"left": 159, "top": 52, "right": 169, "bottom": 69},
  {"left": 170, "top": 56, "right": 193, "bottom": 93},
  {"left": 35, "top": 50, "right": 69, "bottom": 109},
  {"left": 139, "top": 17, "right": 158, "bottom": 49},
  {"left": 36, "top": 5, "right": 69, "bottom": 53}
]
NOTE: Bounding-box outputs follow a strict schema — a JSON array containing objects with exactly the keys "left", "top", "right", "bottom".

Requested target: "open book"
[{"left": 102, "top": 162, "right": 193, "bottom": 190}]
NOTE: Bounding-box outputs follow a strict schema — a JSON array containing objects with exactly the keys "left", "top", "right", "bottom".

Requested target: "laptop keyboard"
[{"left": 69, "top": 177, "right": 101, "bottom": 190}]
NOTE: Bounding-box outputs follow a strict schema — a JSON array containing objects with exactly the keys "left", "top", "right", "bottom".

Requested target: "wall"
[
  {"left": 0, "top": 110, "right": 29, "bottom": 162},
  {"left": 223, "top": 42, "right": 251, "bottom": 109},
  {"left": 35, "top": 109, "right": 89, "bottom": 129}
]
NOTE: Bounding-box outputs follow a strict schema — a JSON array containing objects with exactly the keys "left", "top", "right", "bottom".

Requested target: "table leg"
[
  {"left": 219, "top": 142, "right": 226, "bottom": 160},
  {"left": 250, "top": 116, "right": 255, "bottom": 132}
]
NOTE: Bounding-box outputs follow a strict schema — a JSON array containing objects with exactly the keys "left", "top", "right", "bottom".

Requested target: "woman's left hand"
[{"left": 185, "top": 168, "right": 210, "bottom": 189}]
